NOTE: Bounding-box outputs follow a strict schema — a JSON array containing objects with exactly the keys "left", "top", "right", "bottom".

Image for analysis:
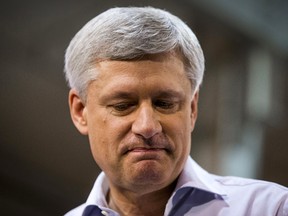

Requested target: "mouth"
[
  {"left": 129, "top": 147, "right": 167, "bottom": 153},
  {"left": 120, "top": 134, "right": 173, "bottom": 156},
  {"left": 124, "top": 147, "right": 169, "bottom": 161},
  {"left": 124, "top": 146, "right": 169, "bottom": 154}
]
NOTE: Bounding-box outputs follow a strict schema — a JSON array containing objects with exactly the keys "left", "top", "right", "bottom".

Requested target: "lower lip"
[
  {"left": 132, "top": 148, "right": 164, "bottom": 152},
  {"left": 128, "top": 148, "right": 166, "bottom": 159}
]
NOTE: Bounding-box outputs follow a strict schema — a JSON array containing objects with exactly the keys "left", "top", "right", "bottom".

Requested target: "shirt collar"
[
  {"left": 176, "top": 156, "right": 227, "bottom": 196},
  {"left": 86, "top": 172, "right": 110, "bottom": 207},
  {"left": 83, "top": 156, "right": 227, "bottom": 215},
  {"left": 164, "top": 156, "right": 226, "bottom": 215}
]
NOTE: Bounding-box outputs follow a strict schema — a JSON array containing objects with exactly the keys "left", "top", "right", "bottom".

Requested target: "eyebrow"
[
  {"left": 153, "top": 89, "right": 185, "bottom": 99},
  {"left": 99, "top": 91, "right": 136, "bottom": 104},
  {"left": 99, "top": 89, "right": 185, "bottom": 103}
]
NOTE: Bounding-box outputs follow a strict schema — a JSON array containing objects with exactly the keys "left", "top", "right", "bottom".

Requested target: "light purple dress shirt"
[{"left": 65, "top": 156, "right": 288, "bottom": 216}]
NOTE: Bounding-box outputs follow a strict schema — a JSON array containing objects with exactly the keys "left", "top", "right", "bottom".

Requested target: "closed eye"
[
  {"left": 108, "top": 102, "right": 137, "bottom": 115},
  {"left": 153, "top": 99, "right": 180, "bottom": 113}
]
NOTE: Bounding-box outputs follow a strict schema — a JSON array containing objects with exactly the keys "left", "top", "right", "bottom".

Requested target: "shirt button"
[{"left": 101, "top": 210, "right": 109, "bottom": 216}]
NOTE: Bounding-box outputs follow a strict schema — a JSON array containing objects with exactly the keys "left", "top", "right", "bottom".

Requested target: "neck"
[{"left": 107, "top": 181, "right": 177, "bottom": 216}]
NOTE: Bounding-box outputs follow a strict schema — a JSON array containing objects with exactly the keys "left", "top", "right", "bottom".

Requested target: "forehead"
[
  {"left": 87, "top": 54, "right": 192, "bottom": 98},
  {"left": 96, "top": 53, "right": 187, "bottom": 78}
]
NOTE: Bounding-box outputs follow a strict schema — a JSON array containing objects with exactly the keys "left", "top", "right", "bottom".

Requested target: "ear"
[
  {"left": 68, "top": 89, "right": 88, "bottom": 135},
  {"left": 190, "top": 91, "right": 199, "bottom": 131}
]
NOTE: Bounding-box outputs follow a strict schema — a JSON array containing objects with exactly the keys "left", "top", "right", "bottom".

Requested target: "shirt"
[{"left": 65, "top": 156, "right": 288, "bottom": 216}]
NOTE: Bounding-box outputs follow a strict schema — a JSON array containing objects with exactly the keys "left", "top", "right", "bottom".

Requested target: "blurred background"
[{"left": 1, "top": 0, "right": 287, "bottom": 215}]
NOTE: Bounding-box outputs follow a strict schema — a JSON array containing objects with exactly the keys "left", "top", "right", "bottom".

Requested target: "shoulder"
[
  {"left": 185, "top": 157, "right": 288, "bottom": 214},
  {"left": 214, "top": 174, "right": 288, "bottom": 193},
  {"left": 213, "top": 175, "right": 288, "bottom": 214}
]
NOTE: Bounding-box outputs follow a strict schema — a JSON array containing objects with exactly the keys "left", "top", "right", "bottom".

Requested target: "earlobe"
[{"left": 68, "top": 89, "right": 88, "bottom": 135}]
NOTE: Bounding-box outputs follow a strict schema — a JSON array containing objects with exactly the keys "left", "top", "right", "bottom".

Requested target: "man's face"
[{"left": 70, "top": 54, "right": 198, "bottom": 194}]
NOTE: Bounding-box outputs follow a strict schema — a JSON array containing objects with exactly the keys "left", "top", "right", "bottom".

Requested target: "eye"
[
  {"left": 154, "top": 100, "right": 179, "bottom": 113},
  {"left": 113, "top": 103, "right": 133, "bottom": 111},
  {"left": 108, "top": 102, "right": 137, "bottom": 115},
  {"left": 154, "top": 100, "right": 174, "bottom": 109}
]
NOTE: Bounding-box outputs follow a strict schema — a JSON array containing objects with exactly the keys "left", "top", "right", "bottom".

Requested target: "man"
[{"left": 64, "top": 7, "right": 288, "bottom": 216}]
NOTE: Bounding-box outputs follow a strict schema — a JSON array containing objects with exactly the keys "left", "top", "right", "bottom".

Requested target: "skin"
[{"left": 69, "top": 53, "right": 199, "bottom": 216}]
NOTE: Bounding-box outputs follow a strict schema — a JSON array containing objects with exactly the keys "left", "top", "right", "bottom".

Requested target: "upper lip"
[{"left": 127, "top": 147, "right": 167, "bottom": 152}]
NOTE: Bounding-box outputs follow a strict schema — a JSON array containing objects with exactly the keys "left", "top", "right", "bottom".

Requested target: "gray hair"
[{"left": 64, "top": 7, "right": 204, "bottom": 101}]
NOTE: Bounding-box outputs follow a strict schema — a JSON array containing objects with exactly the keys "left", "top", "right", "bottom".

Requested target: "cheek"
[
  {"left": 164, "top": 114, "right": 191, "bottom": 148},
  {"left": 87, "top": 115, "right": 110, "bottom": 160},
  {"left": 179, "top": 113, "right": 192, "bottom": 143},
  {"left": 88, "top": 114, "right": 129, "bottom": 159}
]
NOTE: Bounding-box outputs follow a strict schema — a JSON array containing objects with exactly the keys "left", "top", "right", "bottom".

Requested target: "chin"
[{"left": 128, "top": 160, "right": 172, "bottom": 186}]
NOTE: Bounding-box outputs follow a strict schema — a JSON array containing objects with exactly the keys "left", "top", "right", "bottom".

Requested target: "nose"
[{"left": 131, "top": 103, "right": 162, "bottom": 139}]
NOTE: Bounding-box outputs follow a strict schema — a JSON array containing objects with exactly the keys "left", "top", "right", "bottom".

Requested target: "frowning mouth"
[
  {"left": 120, "top": 134, "right": 173, "bottom": 156},
  {"left": 126, "top": 148, "right": 167, "bottom": 160},
  {"left": 124, "top": 147, "right": 169, "bottom": 154},
  {"left": 123, "top": 147, "right": 169, "bottom": 161},
  {"left": 130, "top": 147, "right": 166, "bottom": 152}
]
